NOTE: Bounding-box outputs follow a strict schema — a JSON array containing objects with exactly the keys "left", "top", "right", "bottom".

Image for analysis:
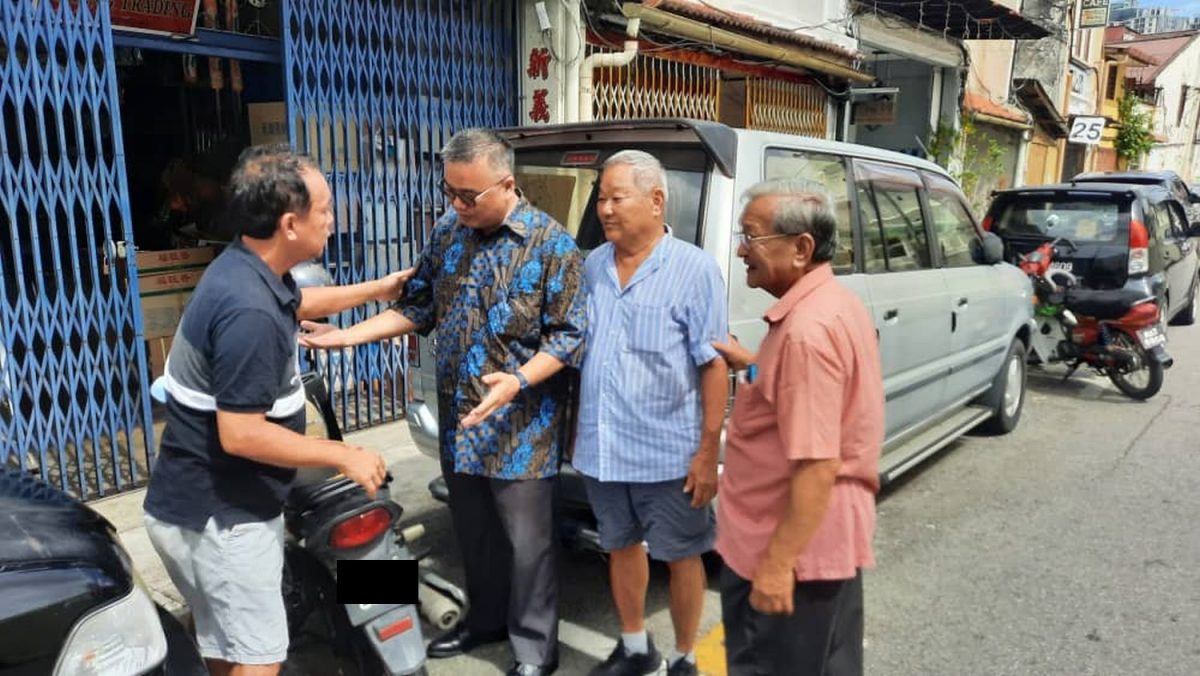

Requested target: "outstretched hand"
[
  {"left": 299, "top": 320, "right": 349, "bottom": 349},
  {"left": 711, "top": 334, "right": 755, "bottom": 371},
  {"left": 461, "top": 372, "right": 521, "bottom": 428}
]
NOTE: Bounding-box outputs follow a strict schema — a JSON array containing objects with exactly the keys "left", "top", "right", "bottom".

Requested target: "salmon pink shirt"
[{"left": 716, "top": 265, "right": 884, "bottom": 582}]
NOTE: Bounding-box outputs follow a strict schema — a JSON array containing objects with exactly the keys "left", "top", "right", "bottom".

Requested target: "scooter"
[
  {"left": 1019, "top": 237, "right": 1172, "bottom": 400},
  {"left": 149, "top": 373, "right": 467, "bottom": 675},
  {"left": 282, "top": 372, "right": 467, "bottom": 675}
]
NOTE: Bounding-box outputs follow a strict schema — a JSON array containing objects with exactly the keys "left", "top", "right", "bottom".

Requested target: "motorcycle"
[
  {"left": 1018, "top": 237, "right": 1172, "bottom": 400},
  {"left": 282, "top": 372, "right": 467, "bottom": 676},
  {"left": 149, "top": 372, "right": 468, "bottom": 675}
]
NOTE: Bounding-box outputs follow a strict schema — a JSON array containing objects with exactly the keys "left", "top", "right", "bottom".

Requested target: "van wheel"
[
  {"left": 1170, "top": 276, "right": 1198, "bottom": 326},
  {"left": 976, "top": 338, "right": 1027, "bottom": 435}
]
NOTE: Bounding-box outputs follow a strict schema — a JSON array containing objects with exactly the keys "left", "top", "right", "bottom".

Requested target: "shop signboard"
[
  {"left": 111, "top": 0, "right": 201, "bottom": 35},
  {"left": 54, "top": 0, "right": 203, "bottom": 35},
  {"left": 1079, "top": 0, "right": 1111, "bottom": 29}
]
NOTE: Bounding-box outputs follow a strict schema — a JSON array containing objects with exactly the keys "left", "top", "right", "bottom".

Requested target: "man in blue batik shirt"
[
  {"left": 574, "top": 151, "right": 728, "bottom": 676},
  {"left": 300, "top": 129, "right": 586, "bottom": 676}
]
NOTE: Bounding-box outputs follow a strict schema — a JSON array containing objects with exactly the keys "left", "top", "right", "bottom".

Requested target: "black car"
[
  {"left": 984, "top": 182, "right": 1200, "bottom": 326},
  {"left": 1071, "top": 169, "right": 1200, "bottom": 222},
  {"left": 0, "top": 467, "right": 205, "bottom": 675}
]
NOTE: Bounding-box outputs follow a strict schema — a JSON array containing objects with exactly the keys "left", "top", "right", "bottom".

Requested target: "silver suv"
[{"left": 405, "top": 121, "right": 1034, "bottom": 540}]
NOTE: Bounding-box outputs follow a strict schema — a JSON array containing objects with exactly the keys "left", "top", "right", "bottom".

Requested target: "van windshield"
[
  {"left": 514, "top": 148, "right": 709, "bottom": 252},
  {"left": 992, "top": 196, "right": 1126, "bottom": 244}
]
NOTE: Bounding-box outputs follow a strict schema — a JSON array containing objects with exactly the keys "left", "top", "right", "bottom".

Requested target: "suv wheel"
[
  {"left": 1170, "top": 275, "right": 1198, "bottom": 326},
  {"left": 976, "top": 337, "right": 1027, "bottom": 435}
]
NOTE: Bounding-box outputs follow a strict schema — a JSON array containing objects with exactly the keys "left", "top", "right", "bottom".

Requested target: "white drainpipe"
[{"left": 578, "top": 17, "right": 640, "bottom": 123}]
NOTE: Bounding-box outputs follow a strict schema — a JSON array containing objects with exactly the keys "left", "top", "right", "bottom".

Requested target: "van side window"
[
  {"left": 854, "top": 162, "right": 931, "bottom": 273},
  {"left": 923, "top": 172, "right": 979, "bottom": 268},
  {"left": 763, "top": 148, "right": 854, "bottom": 274}
]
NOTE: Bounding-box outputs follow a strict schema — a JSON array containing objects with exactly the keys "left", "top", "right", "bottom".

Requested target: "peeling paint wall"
[{"left": 1013, "top": 0, "right": 1071, "bottom": 109}]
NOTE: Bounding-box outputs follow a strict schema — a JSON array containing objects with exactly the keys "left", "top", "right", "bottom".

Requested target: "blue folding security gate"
[
  {"left": 0, "top": 1, "right": 154, "bottom": 498},
  {"left": 283, "top": 0, "right": 518, "bottom": 431}
]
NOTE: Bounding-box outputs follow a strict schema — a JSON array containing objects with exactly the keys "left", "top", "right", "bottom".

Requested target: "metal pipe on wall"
[{"left": 578, "top": 17, "right": 641, "bottom": 123}]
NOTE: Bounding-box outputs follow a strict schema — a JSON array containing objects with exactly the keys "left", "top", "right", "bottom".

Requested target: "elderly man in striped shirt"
[{"left": 574, "top": 150, "right": 729, "bottom": 676}]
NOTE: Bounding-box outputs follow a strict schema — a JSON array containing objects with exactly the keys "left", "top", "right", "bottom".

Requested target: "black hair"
[{"left": 225, "top": 144, "right": 320, "bottom": 240}]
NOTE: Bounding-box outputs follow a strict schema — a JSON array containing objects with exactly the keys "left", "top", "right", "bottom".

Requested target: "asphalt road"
[{"left": 291, "top": 320, "right": 1200, "bottom": 676}]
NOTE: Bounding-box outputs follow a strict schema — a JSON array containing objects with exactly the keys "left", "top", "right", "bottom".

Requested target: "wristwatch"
[{"left": 514, "top": 371, "right": 530, "bottom": 391}]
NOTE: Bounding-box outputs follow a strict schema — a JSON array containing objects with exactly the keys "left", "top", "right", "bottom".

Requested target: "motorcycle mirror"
[{"left": 290, "top": 260, "right": 333, "bottom": 289}]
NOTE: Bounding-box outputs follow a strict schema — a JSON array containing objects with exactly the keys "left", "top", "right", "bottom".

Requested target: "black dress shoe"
[
  {"left": 425, "top": 622, "right": 508, "bottom": 658},
  {"left": 506, "top": 659, "right": 559, "bottom": 676}
]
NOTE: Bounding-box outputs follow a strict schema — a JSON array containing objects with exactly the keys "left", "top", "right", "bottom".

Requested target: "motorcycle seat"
[{"left": 1063, "top": 288, "right": 1153, "bottom": 320}]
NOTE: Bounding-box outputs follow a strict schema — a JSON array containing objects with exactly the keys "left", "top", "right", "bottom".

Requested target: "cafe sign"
[{"left": 1079, "top": 0, "right": 1110, "bottom": 29}]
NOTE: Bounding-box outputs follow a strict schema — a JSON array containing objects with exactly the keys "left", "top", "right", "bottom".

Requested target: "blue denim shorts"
[
  {"left": 582, "top": 476, "right": 715, "bottom": 561},
  {"left": 144, "top": 513, "right": 288, "bottom": 665}
]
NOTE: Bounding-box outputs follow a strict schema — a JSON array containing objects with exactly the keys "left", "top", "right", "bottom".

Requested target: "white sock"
[
  {"left": 669, "top": 650, "right": 696, "bottom": 666},
  {"left": 621, "top": 631, "right": 649, "bottom": 655}
]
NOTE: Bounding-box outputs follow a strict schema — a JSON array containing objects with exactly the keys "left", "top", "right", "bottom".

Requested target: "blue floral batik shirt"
[{"left": 394, "top": 199, "right": 587, "bottom": 479}]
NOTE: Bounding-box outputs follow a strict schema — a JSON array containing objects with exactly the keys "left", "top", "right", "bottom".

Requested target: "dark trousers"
[
  {"left": 720, "top": 565, "right": 864, "bottom": 676},
  {"left": 442, "top": 461, "right": 558, "bottom": 666}
]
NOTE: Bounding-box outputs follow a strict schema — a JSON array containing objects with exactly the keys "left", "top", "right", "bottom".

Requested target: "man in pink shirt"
[{"left": 713, "top": 179, "right": 883, "bottom": 676}]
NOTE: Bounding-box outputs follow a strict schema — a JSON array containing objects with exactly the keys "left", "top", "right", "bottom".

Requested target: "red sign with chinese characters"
[
  {"left": 529, "top": 89, "right": 550, "bottom": 124},
  {"left": 527, "top": 48, "right": 550, "bottom": 80}
]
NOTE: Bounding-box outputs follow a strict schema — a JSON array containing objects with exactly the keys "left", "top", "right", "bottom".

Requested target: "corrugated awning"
[
  {"left": 1013, "top": 78, "right": 1068, "bottom": 138},
  {"left": 856, "top": 0, "right": 1053, "bottom": 40}
]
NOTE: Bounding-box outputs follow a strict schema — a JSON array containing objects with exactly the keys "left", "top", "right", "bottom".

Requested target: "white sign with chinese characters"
[{"left": 1068, "top": 116, "right": 1106, "bottom": 145}]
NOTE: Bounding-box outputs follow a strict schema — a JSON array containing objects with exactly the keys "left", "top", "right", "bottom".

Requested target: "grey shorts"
[
  {"left": 582, "top": 476, "right": 715, "bottom": 562},
  {"left": 144, "top": 513, "right": 288, "bottom": 665}
]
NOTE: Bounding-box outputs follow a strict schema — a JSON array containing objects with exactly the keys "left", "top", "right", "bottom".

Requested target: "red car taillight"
[
  {"left": 330, "top": 507, "right": 392, "bottom": 549},
  {"left": 981, "top": 215, "right": 993, "bottom": 231},
  {"left": 1128, "top": 219, "right": 1149, "bottom": 274}
]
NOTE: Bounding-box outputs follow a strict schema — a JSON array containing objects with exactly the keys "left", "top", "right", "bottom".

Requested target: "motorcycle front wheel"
[{"left": 1107, "top": 332, "right": 1164, "bottom": 400}]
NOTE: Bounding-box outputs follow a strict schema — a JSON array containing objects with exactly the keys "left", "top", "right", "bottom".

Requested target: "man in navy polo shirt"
[{"left": 143, "top": 145, "right": 406, "bottom": 676}]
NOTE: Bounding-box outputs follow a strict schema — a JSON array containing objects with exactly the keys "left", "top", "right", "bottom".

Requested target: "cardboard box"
[
  {"left": 139, "top": 269, "right": 204, "bottom": 296},
  {"left": 249, "top": 102, "right": 288, "bottom": 146},
  {"left": 140, "top": 292, "right": 192, "bottom": 340},
  {"left": 147, "top": 336, "right": 173, "bottom": 380},
  {"left": 135, "top": 246, "right": 217, "bottom": 273}
]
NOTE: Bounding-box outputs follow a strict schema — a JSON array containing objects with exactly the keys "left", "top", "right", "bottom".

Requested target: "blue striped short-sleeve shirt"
[{"left": 573, "top": 234, "right": 728, "bottom": 482}]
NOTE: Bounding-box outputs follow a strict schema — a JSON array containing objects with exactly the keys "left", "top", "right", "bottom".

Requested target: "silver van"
[{"left": 404, "top": 120, "right": 1033, "bottom": 540}]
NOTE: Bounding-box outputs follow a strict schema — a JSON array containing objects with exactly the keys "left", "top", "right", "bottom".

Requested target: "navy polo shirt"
[{"left": 143, "top": 240, "right": 305, "bottom": 530}]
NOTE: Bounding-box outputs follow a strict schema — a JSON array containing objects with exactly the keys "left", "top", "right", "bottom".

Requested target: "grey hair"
[
  {"left": 603, "top": 150, "right": 669, "bottom": 203},
  {"left": 742, "top": 179, "right": 837, "bottom": 263},
  {"left": 440, "top": 128, "right": 514, "bottom": 175}
]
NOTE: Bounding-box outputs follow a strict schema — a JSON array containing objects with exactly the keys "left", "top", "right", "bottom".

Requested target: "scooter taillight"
[{"left": 329, "top": 507, "right": 392, "bottom": 549}]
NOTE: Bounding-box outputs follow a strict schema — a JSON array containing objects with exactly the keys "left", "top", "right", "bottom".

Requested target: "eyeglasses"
[
  {"left": 440, "top": 176, "right": 509, "bottom": 208},
  {"left": 735, "top": 231, "right": 796, "bottom": 247}
]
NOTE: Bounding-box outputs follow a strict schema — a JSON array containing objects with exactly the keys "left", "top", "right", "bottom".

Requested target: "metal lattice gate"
[
  {"left": 589, "top": 45, "right": 721, "bottom": 121},
  {"left": 1, "top": 1, "right": 154, "bottom": 498},
  {"left": 746, "top": 77, "right": 828, "bottom": 139},
  {"left": 282, "top": 0, "right": 518, "bottom": 432}
]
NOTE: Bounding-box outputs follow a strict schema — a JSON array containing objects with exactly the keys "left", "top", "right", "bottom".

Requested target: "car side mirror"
[
  {"left": 1190, "top": 188, "right": 1200, "bottom": 204},
  {"left": 971, "top": 231, "right": 1005, "bottom": 265}
]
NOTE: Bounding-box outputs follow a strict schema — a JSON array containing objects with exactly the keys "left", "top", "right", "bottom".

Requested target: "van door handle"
[
  {"left": 883, "top": 308, "right": 899, "bottom": 321},
  {"left": 957, "top": 297, "right": 969, "bottom": 308}
]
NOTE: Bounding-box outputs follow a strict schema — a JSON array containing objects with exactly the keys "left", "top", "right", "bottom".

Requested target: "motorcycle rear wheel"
[{"left": 1107, "top": 333, "right": 1163, "bottom": 400}]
